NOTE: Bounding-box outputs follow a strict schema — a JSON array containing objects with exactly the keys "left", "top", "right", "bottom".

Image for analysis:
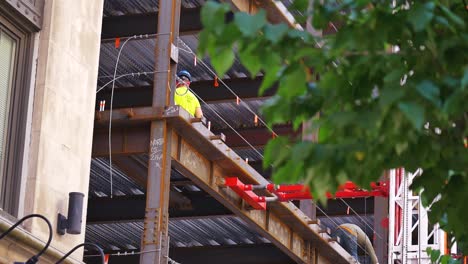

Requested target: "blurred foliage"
[
  {"left": 427, "top": 248, "right": 461, "bottom": 264},
  {"left": 198, "top": 0, "right": 468, "bottom": 253}
]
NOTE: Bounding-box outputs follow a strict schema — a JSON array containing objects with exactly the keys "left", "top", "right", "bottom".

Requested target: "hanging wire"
[
  {"left": 96, "top": 71, "right": 167, "bottom": 94},
  {"left": 83, "top": 249, "right": 182, "bottom": 264},
  {"left": 315, "top": 202, "right": 374, "bottom": 260},
  {"left": 108, "top": 35, "right": 137, "bottom": 198},
  {"left": 365, "top": 197, "right": 368, "bottom": 263},
  {"left": 339, "top": 197, "right": 384, "bottom": 241},
  {"left": 101, "top": 32, "right": 172, "bottom": 44},
  {"left": 99, "top": 32, "right": 173, "bottom": 198},
  {"left": 174, "top": 75, "right": 264, "bottom": 159}
]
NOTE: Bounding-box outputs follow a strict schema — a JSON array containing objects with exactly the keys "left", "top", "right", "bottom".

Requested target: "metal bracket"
[
  {"left": 170, "top": 43, "right": 179, "bottom": 63},
  {"left": 143, "top": 208, "right": 159, "bottom": 245},
  {"left": 209, "top": 133, "right": 226, "bottom": 142}
]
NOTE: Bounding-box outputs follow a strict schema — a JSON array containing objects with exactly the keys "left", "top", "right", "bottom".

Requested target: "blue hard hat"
[{"left": 177, "top": 70, "right": 192, "bottom": 82}]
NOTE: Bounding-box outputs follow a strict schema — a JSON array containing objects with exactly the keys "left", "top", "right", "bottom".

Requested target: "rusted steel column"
[{"left": 140, "top": 1, "right": 181, "bottom": 264}]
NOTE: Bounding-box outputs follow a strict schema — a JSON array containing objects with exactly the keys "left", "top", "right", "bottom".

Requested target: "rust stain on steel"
[
  {"left": 293, "top": 232, "right": 304, "bottom": 259},
  {"left": 179, "top": 140, "right": 210, "bottom": 184},
  {"left": 173, "top": 158, "right": 308, "bottom": 263},
  {"left": 92, "top": 126, "right": 149, "bottom": 156},
  {"left": 247, "top": 209, "right": 267, "bottom": 229},
  {"left": 142, "top": 208, "right": 159, "bottom": 245},
  {"left": 169, "top": 113, "right": 347, "bottom": 263},
  {"left": 94, "top": 106, "right": 164, "bottom": 127},
  {"left": 171, "top": 131, "right": 178, "bottom": 158},
  {"left": 268, "top": 213, "right": 291, "bottom": 246}
]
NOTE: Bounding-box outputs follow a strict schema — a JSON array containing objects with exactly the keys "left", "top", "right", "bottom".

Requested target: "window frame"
[{"left": 0, "top": 8, "right": 35, "bottom": 216}]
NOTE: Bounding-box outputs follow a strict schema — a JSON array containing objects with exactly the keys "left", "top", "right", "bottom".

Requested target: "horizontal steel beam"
[
  {"left": 101, "top": 8, "right": 201, "bottom": 40},
  {"left": 162, "top": 106, "right": 353, "bottom": 264},
  {"left": 92, "top": 126, "right": 150, "bottom": 157},
  {"left": 85, "top": 244, "right": 295, "bottom": 264},
  {"left": 91, "top": 106, "right": 355, "bottom": 263},
  {"left": 95, "top": 77, "right": 276, "bottom": 109},
  {"left": 92, "top": 121, "right": 292, "bottom": 157}
]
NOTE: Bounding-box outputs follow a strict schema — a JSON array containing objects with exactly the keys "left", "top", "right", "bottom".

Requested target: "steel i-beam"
[{"left": 139, "top": 1, "right": 181, "bottom": 264}]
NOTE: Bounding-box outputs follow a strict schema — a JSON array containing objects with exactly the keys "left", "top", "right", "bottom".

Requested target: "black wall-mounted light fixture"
[
  {"left": 0, "top": 214, "right": 52, "bottom": 264},
  {"left": 57, "top": 192, "right": 85, "bottom": 235}
]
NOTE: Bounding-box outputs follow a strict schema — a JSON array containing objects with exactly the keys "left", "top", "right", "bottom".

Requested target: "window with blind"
[
  {"left": 0, "top": 27, "right": 16, "bottom": 198},
  {"left": 0, "top": 12, "right": 34, "bottom": 216}
]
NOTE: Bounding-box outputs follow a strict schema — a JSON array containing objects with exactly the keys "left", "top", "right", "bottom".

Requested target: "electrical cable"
[
  {"left": 56, "top": 243, "right": 104, "bottom": 264},
  {"left": 174, "top": 75, "right": 264, "bottom": 159},
  {"left": 0, "top": 214, "right": 52, "bottom": 263},
  {"left": 101, "top": 32, "right": 171, "bottom": 43},
  {"left": 108, "top": 35, "right": 137, "bottom": 198},
  {"left": 339, "top": 197, "right": 384, "bottom": 241},
  {"left": 83, "top": 249, "right": 181, "bottom": 264},
  {"left": 96, "top": 71, "right": 169, "bottom": 94},
  {"left": 315, "top": 203, "right": 374, "bottom": 260}
]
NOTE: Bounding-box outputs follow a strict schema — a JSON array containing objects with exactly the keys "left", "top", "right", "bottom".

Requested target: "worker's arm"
[{"left": 195, "top": 107, "right": 203, "bottom": 118}]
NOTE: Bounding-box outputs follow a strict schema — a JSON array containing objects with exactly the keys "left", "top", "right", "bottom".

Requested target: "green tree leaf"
[
  {"left": 234, "top": 10, "right": 267, "bottom": 37},
  {"left": 416, "top": 80, "right": 441, "bottom": 107},
  {"left": 201, "top": 2, "right": 230, "bottom": 34},
  {"left": 407, "top": 2, "right": 435, "bottom": 32},
  {"left": 211, "top": 47, "right": 234, "bottom": 78},
  {"left": 265, "top": 24, "right": 289, "bottom": 44},
  {"left": 398, "top": 102, "right": 425, "bottom": 130},
  {"left": 438, "top": 4, "right": 465, "bottom": 28},
  {"left": 199, "top": 0, "right": 468, "bottom": 253},
  {"left": 380, "top": 87, "right": 405, "bottom": 107},
  {"left": 461, "top": 67, "right": 468, "bottom": 89},
  {"left": 239, "top": 41, "right": 262, "bottom": 77}
]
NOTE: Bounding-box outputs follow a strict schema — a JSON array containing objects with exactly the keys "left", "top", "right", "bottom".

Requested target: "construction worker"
[
  {"left": 174, "top": 70, "right": 203, "bottom": 118},
  {"left": 332, "top": 223, "right": 379, "bottom": 264}
]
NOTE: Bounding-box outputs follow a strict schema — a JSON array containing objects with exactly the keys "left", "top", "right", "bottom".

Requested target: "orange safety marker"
[
  {"left": 254, "top": 115, "right": 258, "bottom": 126},
  {"left": 115, "top": 37, "right": 121, "bottom": 49},
  {"left": 236, "top": 96, "right": 240, "bottom": 105},
  {"left": 214, "top": 76, "right": 219, "bottom": 87},
  {"left": 104, "top": 254, "right": 110, "bottom": 264},
  {"left": 194, "top": 55, "right": 197, "bottom": 66},
  {"left": 272, "top": 132, "right": 277, "bottom": 139}
]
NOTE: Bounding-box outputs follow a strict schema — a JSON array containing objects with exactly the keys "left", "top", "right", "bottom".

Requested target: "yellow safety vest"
[{"left": 174, "top": 86, "right": 201, "bottom": 117}]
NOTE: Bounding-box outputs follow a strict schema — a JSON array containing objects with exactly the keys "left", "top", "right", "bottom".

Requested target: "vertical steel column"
[{"left": 140, "top": 1, "right": 181, "bottom": 264}]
